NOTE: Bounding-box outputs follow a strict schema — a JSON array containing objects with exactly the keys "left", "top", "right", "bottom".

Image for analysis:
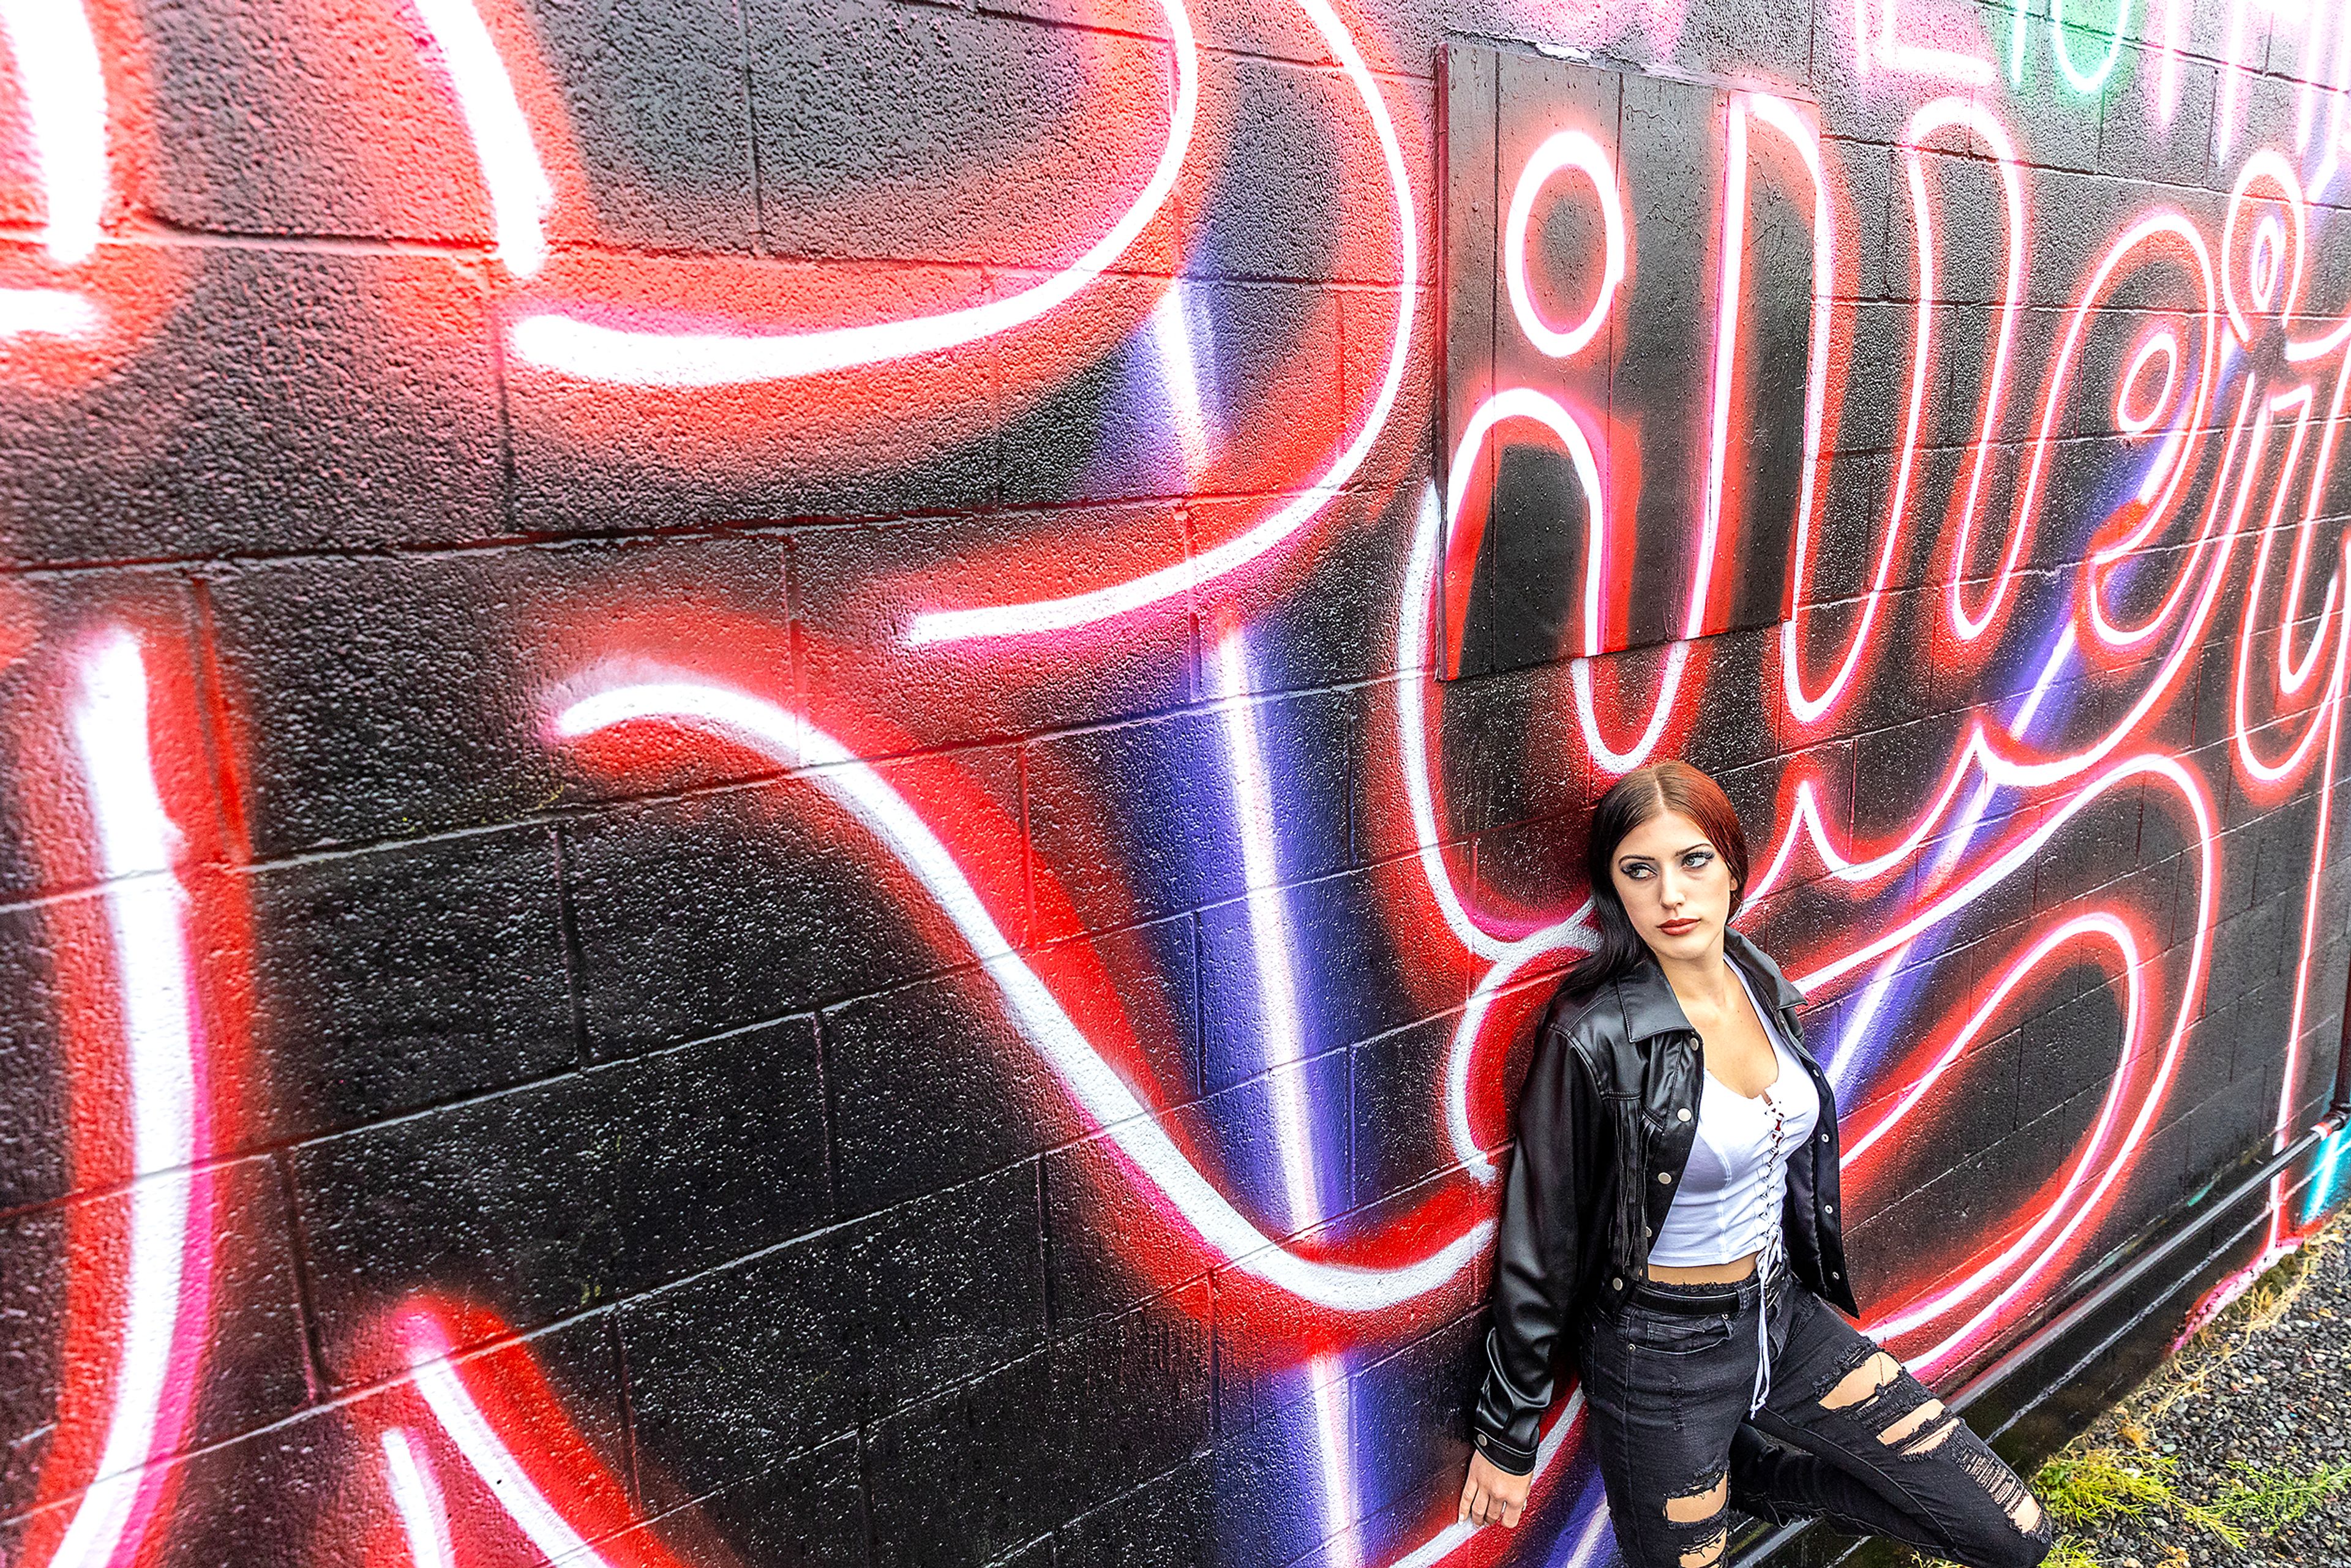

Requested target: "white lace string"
[{"left": 1749, "top": 1081, "right": 1789, "bottom": 1414}]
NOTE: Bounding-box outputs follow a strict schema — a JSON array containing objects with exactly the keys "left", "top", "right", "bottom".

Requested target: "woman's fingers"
[{"left": 1458, "top": 1460, "right": 1527, "bottom": 1529}]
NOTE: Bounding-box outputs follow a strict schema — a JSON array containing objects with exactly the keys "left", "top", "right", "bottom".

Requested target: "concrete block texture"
[{"left": 1, "top": 0, "right": 2348, "bottom": 1564}]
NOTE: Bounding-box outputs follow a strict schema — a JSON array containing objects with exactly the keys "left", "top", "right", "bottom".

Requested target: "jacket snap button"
[
  {"left": 1823, "top": 1204, "right": 1834, "bottom": 1214},
  {"left": 1831, "top": 1271, "right": 1841, "bottom": 1280},
  {"left": 1818, "top": 1132, "right": 1829, "bottom": 1144},
  {"left": 1659, "top": 1171, "right": 1673, "bottom": 1184},
  {"left": 1612, "top": 1277, "right": 1624, "bottom": 1289},
  {"left": 1677, "top": 1108, "right": 1692, "bottom": 1122}
]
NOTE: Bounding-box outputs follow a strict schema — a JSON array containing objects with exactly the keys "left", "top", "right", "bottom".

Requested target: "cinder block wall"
[{"left": 0, "top": 2, "right": 2345, "bottom": 1565}]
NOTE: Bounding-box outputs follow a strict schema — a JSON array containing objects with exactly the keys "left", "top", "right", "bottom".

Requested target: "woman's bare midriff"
[{"left": 1648, "top": 1251, "right": 1760, "bottom": 1285}]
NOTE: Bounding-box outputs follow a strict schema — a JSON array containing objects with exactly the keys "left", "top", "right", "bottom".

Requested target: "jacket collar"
[
  {"left": 1608, "top": 925, "right": 1807, "bottom": 1045},
  {"left": 1728, "top": 926, "right": 1807, "bottom": 1011}
]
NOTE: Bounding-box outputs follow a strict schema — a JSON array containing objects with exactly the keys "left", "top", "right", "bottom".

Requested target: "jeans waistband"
[{"left": 1623, "top": 1256, "right": 1788, "bottom": 1315}]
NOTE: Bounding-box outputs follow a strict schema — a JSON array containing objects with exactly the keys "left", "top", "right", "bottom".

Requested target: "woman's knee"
[
  {"left": 1813, "top": 1363, "right": 2052, "bottom": 1568},
  {"left": 1931, "top": 1431, "right": 2055, "bottom": 1568},
  {"left": 1961, "top": 1503, "right": 2055, "bottom": 1568},
  {"left": 1660, "top": 1469, "right": 1731, "bottom": 1567}
]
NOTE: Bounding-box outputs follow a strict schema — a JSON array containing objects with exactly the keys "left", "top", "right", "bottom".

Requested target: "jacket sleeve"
[{"left": 1468, "top": 1021, "right": 1601, "bottom": 1476}]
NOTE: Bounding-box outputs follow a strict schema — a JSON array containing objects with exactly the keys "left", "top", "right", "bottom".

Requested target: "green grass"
[
  {"left": 2031, "top": 1448, "right": 2240, "bottom": 1548},
  {"left": 2027, "top": 1447, "right": 2351, "bottom": 1553},
  {"left": 2039, "top": 1539, "right": 2101, "bottom": 1568},
  {"left": 2034, "top": 1449, "right": 2189, "bottom": 1527},
  {"left": 2204, "top": 1458, "right": 2351, "bottom": 1536},
  {"left": 1900, "top": 1537, "right": 2101, "bottom": 1568}
]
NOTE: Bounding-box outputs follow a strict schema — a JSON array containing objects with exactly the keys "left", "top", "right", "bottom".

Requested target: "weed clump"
[
  {"left": 2201, "top": 1458, "right": 2351, "bottom": 1539},
  {"left": 2033, "top": 1447, "right": 2233, "bottom": 1546}
]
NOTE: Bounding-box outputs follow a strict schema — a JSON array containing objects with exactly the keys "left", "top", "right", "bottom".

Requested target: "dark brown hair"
[{"left": 1558, "top": 760, "right": 1750, "bottom": 1000}]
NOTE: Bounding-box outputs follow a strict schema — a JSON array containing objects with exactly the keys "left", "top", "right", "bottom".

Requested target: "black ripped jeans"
[{"left": 1575, "top": 1267, "right": 2054, "bottom": 1568}]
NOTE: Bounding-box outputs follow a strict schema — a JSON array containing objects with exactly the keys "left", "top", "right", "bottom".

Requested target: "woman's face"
[{"left": 1608, "top": 809, "right": 1738, "bottom": 964}]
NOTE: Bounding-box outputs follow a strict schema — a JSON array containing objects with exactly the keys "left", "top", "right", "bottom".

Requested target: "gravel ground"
[{"left": 2031, "top": 1213, "right": 2351, "bottom": 1568}]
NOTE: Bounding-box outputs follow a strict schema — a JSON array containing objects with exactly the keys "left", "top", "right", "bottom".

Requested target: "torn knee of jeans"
[
  {"left": 1677, "top": 1526, "right": 1727, "bottom": 1567},
  {"left": 1958, "top": 1443, "right": 2051, "bottom": 1540},
  {"left": 1665, "top": 1471, "right": 1728, "bottom": 1566},
  {"left": 1663, "top": 1472, "right": 1727, "bottom": 1525},
  {"left": 1819, "top": 1350, "right": 1900, "bottom": 1411}
]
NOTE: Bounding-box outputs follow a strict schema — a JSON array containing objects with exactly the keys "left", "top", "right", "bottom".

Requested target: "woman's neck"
[{"left": 1654, "top": 939, "right": 1734, "bottom": 1018}]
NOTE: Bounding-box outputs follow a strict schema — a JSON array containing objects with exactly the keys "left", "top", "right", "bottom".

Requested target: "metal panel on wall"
[{"left": 1441, "top": 45, "right": 1813, "bottom": 680}]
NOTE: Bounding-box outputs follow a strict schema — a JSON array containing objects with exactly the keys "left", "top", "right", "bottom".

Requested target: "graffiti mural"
[{"left": 1, "top": 0, "right": 2348, "bottom": 1565}]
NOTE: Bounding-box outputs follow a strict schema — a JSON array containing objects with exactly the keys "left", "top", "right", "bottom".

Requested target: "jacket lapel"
[
  {"left": 1610, "top": 959, "right": 1692, "bottom": 1045},
  {"left": 1612, "top": 927, "right": 1806, "bottom": 1045},
  {"left": 1724, "top": 925, "right": 1805, "bottom": 1011}
]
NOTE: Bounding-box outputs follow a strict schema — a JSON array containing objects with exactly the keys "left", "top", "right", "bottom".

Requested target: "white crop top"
[{"left": 1648, "top": 963, "right": 1822, "bottom": 1269}]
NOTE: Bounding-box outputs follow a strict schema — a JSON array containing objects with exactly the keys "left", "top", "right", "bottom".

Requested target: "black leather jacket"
[{"left": 1468, "top": 928, "right": 1857, "bottom": 1475}]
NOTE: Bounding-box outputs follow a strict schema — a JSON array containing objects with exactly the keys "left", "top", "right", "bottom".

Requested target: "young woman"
[{"left": 1454, "top": 761, "right": 2052, "bottom": 1568}]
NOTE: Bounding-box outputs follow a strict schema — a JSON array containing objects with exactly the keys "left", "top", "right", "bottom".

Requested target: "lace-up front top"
[{"left": 1649, "top": 962, "right": 1821, "bottom": 1270}]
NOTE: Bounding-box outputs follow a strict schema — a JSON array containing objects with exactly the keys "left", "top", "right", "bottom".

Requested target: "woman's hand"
[{"left": 1457, "top": 1449, "right": 1531, "bottom": 1529}]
